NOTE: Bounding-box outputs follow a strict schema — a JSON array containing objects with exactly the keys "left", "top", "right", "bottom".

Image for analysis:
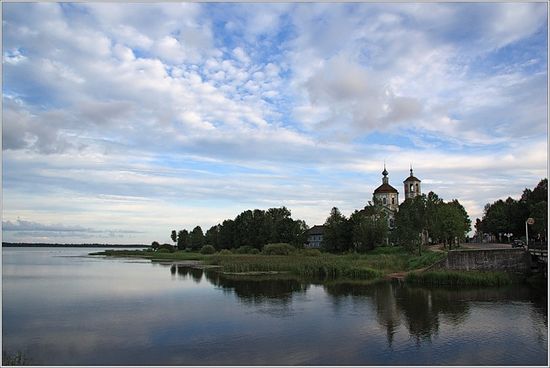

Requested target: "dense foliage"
[
  {"left": 395, "top": 192, "right": 471, "bottom": 252},
  {"left": 323, "top": 205, "right": 388, "bottom": 253},
  {"left": 476, "top": 179, "right": 547, "bottom": 242},
  {"left": 262, "top": 243, "right": 296, "bottom": 255},
  {"left": 170, "top": 207, "right": 309, "bottom": 251}
]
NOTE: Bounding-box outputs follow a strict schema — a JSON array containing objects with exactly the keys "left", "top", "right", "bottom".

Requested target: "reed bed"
[{"left": 405, "top": 270, "right": 515, "bottom": 287}]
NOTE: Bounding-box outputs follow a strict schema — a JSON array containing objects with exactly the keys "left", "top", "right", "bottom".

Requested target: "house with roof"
[{"left": 305, "top": 225, "right": 324, "bottom": 248}]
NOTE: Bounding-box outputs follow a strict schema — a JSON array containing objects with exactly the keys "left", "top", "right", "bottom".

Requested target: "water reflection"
[{"left": 171, "top": 265, "right": 548, "bottom": 353}]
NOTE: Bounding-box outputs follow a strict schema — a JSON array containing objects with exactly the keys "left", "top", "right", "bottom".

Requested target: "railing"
[{"left": 528, "top": 248, "right": 548, "bottom": 264}]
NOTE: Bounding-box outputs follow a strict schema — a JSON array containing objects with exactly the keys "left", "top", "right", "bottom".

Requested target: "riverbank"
[
  {"left": 91, "top": 246, "right": 447, "bottom": 281},
  {"left": 88, "top": 246, "right": 540, "bottom": 287}
]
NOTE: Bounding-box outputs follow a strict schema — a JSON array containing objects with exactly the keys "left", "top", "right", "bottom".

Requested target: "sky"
[{"left": 2, "top": 2, "right": 548, "bottom": 244}]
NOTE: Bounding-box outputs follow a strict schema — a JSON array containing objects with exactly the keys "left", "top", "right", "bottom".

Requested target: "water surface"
[{"left": 2, "top": 247, "right": 548, "bottom": 365}]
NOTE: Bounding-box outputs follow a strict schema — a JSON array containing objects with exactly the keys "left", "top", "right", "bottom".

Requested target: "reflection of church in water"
[{"left": 372, "top": 164, "right": 422, "bottom": 228}]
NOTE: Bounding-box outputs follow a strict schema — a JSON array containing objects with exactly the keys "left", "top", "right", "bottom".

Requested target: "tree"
[
  {"left": 433, "top": 203, "right": 466, "bottom": 249},
  {"left": 205, "top": 225, "right": 221, "bottom": 249},
  {"left": 448, "top": 199, "right": 471, "bottom": 242},
  {"left": 350, "top": 205, "right": 388, "bottom": 252},
  {"left": 171, "top": 230, "right": 177, "bottom": 245},
  {"left": 177, "top": 229, "right": 189, "bottom": 250},
  {"left": 190, "top": 226, "right": 205, "bottom": 251},
  {"left": 151, "top": 241, "right": 160, "bottom": 250},
  {"left": 218, "top": 219, "right": 236, "bottom": 249},
  {"left": 323, "top": 207, "right": 352, "bottom": 253},
  {"left": 395, "top": 195, "right": 426, "bottom": 254},
  {"left": 530, "top": 201, "right": 548, "bottom": 241},
  {"left": 425, "top": 192, "right": 443, "bottom": 243}
]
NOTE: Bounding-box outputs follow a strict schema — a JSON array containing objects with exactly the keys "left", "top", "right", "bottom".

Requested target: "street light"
[{"left": 525, "top": 217, "right": 535, "bottom": 247}]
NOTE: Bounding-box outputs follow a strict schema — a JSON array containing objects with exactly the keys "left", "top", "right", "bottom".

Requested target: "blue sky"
[{"left": 2, "top": 2, "right": 547, "bottom": 244}]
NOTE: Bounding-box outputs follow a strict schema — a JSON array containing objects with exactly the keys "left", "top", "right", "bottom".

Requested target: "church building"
[
  {"left": 372, "top": 164, "right": 422, "bottom": 229},
  {"left": 305, "top": 164, "right": 422, "bottom": 248}
]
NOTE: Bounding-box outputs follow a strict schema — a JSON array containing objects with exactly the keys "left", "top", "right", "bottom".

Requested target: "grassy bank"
[
  {"left": 405, "top": 270, "right": 517, "bottom": 287},
  {"left": 89, "top": 249, "right": 208, "bottom": 261},
  {"left": 91, "top": 246, "right": 446, "bottom": 281}
]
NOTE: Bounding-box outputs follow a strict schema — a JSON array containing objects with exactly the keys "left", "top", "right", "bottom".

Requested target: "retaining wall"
[{"left": 428, "top": 248, "right": 531, "bottom": 273}]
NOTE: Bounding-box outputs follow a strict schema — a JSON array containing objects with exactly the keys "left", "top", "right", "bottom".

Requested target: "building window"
[
  {"left": 416, "top": 183, "right": 419, "bottom": 191},
  {"left": 383, "top": 197, "right": 386, "bottom": 205},
  {"left": 391, "top": 197, "right": 395, "bottom": 205},
  {"left": 410, "top": 183, "right": 414, "bottom": 191}
]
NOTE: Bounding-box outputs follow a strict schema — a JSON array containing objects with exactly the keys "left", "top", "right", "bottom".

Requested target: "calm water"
[{"left": 2, "top": 247, "right": 548, "bottom": 365}]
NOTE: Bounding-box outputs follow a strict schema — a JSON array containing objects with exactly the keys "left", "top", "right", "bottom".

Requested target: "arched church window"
[
  {"left": 391, "top": 197, "right": 395, "bottom": 205},
  {"left": 383, "top": 197, "right": 386, "bottom": 205},
  {"left": 410, "top": 183, "right": 414, "bottom": 191}
]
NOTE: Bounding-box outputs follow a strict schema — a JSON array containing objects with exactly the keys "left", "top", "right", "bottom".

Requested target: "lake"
[{"left": 2, "top": 247, "right": 548, "bottom": 365}]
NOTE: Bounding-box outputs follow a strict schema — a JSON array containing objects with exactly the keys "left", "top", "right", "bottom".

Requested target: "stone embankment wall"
[{"left": 428, "top": 248, "right": 531, "bottom": 273}]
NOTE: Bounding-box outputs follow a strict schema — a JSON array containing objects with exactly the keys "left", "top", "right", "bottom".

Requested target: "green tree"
[
  {"left": 424, "top": 191, "right": 443, "bottom": 243},
  {"left": 530, "top": 201, "right": 548, "bottom": 241},
  {"left": 395, "top": 195, "right": 426, "bottom": 254},
  {"left": 350, "top": 205, "right": 388, "bottom": 252},
  {"left": 190, "top": 226, "right": 205, "bottom": 251},
  {"left": 205, "top": 225, "right": 221, "bottom": 249},
  {"left": 171, "top": 230, "right": 177, "bottom": 245},
  {"left": 218, "top": 219, "right": 235, "bottom": 249},
  {"left": 323, "top": 207, "right": 352, "bottom": 253},
  {"left": 177, "top": 229, "right": 189, "bottom": 250}
]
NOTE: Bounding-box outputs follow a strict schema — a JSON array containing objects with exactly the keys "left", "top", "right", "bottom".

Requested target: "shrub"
[
  {"left": 249, "top": 248, "right": 260, "bottom": 254},
  {"left": 234, "top": 246, "right": 257, "bottom": 254},
  {"left": 157, "top": 243, "right": 175, "bottom": 253},
  {"left": 263, "top": 243, "right": 296, "bottom": 255},
  {"left": 301, "top": 248, "right": 322, "bottom": 256},
  {"left": 218, "top": 249, "right": 233, "bottom": 255},
  {"left": 200, "top": 245, "right": 216, "bottom": 254}
]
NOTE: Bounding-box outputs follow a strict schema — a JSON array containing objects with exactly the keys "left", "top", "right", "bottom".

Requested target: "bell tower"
[{"left": 403, "top": 165, "right": 421, "bottom": 200}]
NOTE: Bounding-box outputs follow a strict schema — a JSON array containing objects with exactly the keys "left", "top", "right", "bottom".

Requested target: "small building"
[{"left": 305, "top": 225, "right": 324, "bottom": 248}]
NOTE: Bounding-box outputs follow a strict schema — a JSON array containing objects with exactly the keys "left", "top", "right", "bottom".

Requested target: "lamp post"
[{"left": 526, "top": 218, "right": 535, "bottom": 248}]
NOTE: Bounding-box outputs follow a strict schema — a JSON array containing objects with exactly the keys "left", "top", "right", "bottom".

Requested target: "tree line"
[
  {"left": 475, "top": 179, "right": 547, "bottom": 243},
  {"left": 322, "top": 191, "right": 471, "bottom": 254},
  {"left": 170, "top": 207, "right": 308, "bottom": 251}
]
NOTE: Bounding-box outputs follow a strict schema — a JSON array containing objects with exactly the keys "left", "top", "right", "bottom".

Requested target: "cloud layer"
[{"left": 2, "top": 3, "right": 547, "bottom": 243}]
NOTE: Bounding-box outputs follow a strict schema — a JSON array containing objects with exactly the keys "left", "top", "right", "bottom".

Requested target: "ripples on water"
[{"left": 2, "top": 247, "right": 548, "bottom": 365}]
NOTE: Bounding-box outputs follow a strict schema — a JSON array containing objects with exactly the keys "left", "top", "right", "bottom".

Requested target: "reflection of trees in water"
[
  {"left": 323, "top": 282, "right": 401, "bottom": 348},
  {"left": 172, "top": 266, "right": 309, "bottom": 317},
  {"left": 170, "top": 265, "right": 204, "bottom": 283}
]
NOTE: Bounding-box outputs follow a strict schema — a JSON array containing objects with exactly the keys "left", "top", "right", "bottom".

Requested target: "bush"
[
  {"left": 263, "top": 243, "right": 296, "bottom": 255},
  {"left": 218, "top": 249, "right": 233, "bottom": 255},
  {"left": 249, "top": 248, "right": 260, "bottom": 254},
  {"left": 301, "top": 248, "right": 322, "bottom": 257},
  {"left": 157, "top": 243, "right": 175, "bottom": 253},
  {"left": 234, "top": 246, "right": 258, "bottom": 254},
  {"left": 200, "top": 245, "right": 216, "bottom": 254}
]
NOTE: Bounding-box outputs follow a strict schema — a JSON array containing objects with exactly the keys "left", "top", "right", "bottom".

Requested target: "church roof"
[
  {"left": 403, "top": 175, "right": 421, "bottom": 183},
  {"left": 374, "top": 182, "right": 398, "bottom": 194}
]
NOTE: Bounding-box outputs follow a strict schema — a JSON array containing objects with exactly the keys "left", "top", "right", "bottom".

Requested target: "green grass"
[
  {"left": 405, "top": 270, "right": 516, "bottom": 287},
  {"left": 90, "top": 249, "right": 208, "bottom": 260},
  {"left": 91, "top": 246, "right": 445, "bottom": 281},
  {"left": 206, "top": 254, "right": 383, "bottom": 280}
]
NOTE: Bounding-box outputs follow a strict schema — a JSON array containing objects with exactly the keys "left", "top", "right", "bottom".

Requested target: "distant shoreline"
[{"left": 2, "top": 242, "right": 149, "bottom": 248}]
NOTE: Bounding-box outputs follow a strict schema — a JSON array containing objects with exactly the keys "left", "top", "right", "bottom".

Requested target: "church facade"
[{"left": 372, "top": 165, "right": 422, "bottom": 228}]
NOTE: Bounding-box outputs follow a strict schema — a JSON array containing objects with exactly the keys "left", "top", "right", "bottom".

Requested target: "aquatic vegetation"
[{"left": 405, "top": 271, "right": 516, "bottom": 286}]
